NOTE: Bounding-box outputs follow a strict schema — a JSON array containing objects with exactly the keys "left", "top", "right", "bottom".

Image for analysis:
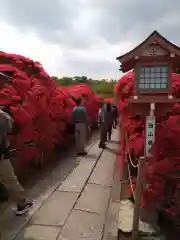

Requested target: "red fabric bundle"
[{"left": 116, "top": 71, "right": 180, "bottom": 216}]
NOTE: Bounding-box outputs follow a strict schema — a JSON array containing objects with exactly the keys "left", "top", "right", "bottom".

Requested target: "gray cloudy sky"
[{"left": 0, "top": 0, "right": 179, "bottom": 79}]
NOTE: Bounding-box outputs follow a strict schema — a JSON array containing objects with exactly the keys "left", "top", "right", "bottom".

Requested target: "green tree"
[
  {"left": 73, "top": 76, "right": 88, "bottom": 83},
  {"left": 52, "top": 75, "right": 116, "bottom": 97},
  {"left": 52, "top": 76, "right": 73, "bottom": 86}
]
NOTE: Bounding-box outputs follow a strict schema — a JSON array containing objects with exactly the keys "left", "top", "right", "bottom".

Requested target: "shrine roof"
[{"left": 116, "top": 30, "right": 180, "bottom": 64}]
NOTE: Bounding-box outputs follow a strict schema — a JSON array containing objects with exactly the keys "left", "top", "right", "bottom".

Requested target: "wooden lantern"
[{"left": 116, "top": 30, "right": 180, "bottom": 117}]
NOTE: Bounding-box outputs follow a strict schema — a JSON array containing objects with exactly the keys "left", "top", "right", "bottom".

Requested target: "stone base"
[{"left": 118, "top": 200, "right": 160, "bottom": 234}]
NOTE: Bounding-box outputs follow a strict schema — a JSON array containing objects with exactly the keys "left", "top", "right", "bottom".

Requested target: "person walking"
[
  {"left": 98, "top": 103, "right": 105, "bottom": 128},
  {"left": 0, "top": 108, "right": 33, "bottom": 239},
  {"left": 112, "top": 105, "right": 118, "bottom": 128},
  {"left": 99, "top": 103, "right": 113, "bottom": 149},
  {"left": 72, "top": 98, "right": 89, "bottom": 156},
  {"left": 0, "top": 108, "right": 33, "bottom": 216}
]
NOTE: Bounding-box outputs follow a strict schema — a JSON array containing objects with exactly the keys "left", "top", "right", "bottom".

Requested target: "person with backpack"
[
  {"left": 72, "top": 98, "right": 89, "bottom": 156},
  {"left": 0, "top": 108, "right": 33, "bottom": 216}
]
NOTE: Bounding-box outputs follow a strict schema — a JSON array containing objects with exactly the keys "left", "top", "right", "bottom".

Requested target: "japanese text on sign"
[{"left": 145, "top": 116, "right": 155, "bottom": 157}]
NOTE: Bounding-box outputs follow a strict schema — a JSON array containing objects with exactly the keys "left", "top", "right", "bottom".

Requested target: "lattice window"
[{"left": 138, "top": 65, "right": 168, "bottom": 91}]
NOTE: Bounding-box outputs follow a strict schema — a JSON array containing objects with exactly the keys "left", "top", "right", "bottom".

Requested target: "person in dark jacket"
[
  {"left": 112, "top": 105, "right": 118, "bottom": 128},
  {"left": 99, "top": 103, "right": 113, "bottom": 148}
]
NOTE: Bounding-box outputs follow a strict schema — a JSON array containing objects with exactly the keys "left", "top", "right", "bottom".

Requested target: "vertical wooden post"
[
  {"left": 132, "top": 103, "right": 155, "bottom": 239},
  {"left": 132, "top": 156, "right": 145, "bottom": 240}
]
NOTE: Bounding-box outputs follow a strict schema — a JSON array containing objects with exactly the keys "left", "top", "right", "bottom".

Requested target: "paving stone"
[
  {"left": 15, "top": 225, "right": 60, "bottom": 240},
  {"left": 1, "top": 157, "right": 81, "bottom": 240},
  {"left": 1, "top": 141, "right": 99, "bottom": 240},
  {"left": 89, "top": 149, "right": 115, "bottom": 187},
  {"left": 108, "top": 129, "right": 119, "bottom": 143},
  {"left": 105, "top": 236, "right": 119, "bottom": 240},
  {"left": 30, "top": 191, "right": 78, "bottom": 226},
  {"left": 82, "top": 143, "right": 102, "bottom": 162},
  {"left": 58, "top": 159, "right": 97, "bottom": 193},
  {"left": 75, "top": 183, "right": 111, "bottom": 215},
  {"left": 111, "top": 166, "right": 121, "bottom": 202},
  {"left": 58, "top": 210, "right": 104, "bottom": 240},
  {"left": 103, "top": 202, "right": 119, "bottom": 239}
]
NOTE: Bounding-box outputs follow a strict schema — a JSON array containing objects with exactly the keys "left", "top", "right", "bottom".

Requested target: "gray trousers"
[{"left": 75, "top": 123, "right": 87, "bottom": 153}]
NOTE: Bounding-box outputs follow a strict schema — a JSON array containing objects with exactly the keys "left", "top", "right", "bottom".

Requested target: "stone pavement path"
[
  {"left": 2, "top": 129, "right": 119, "bottom": 240},
  {"left": 102, "top": 161, "right": 121, "bottom": 240}
]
